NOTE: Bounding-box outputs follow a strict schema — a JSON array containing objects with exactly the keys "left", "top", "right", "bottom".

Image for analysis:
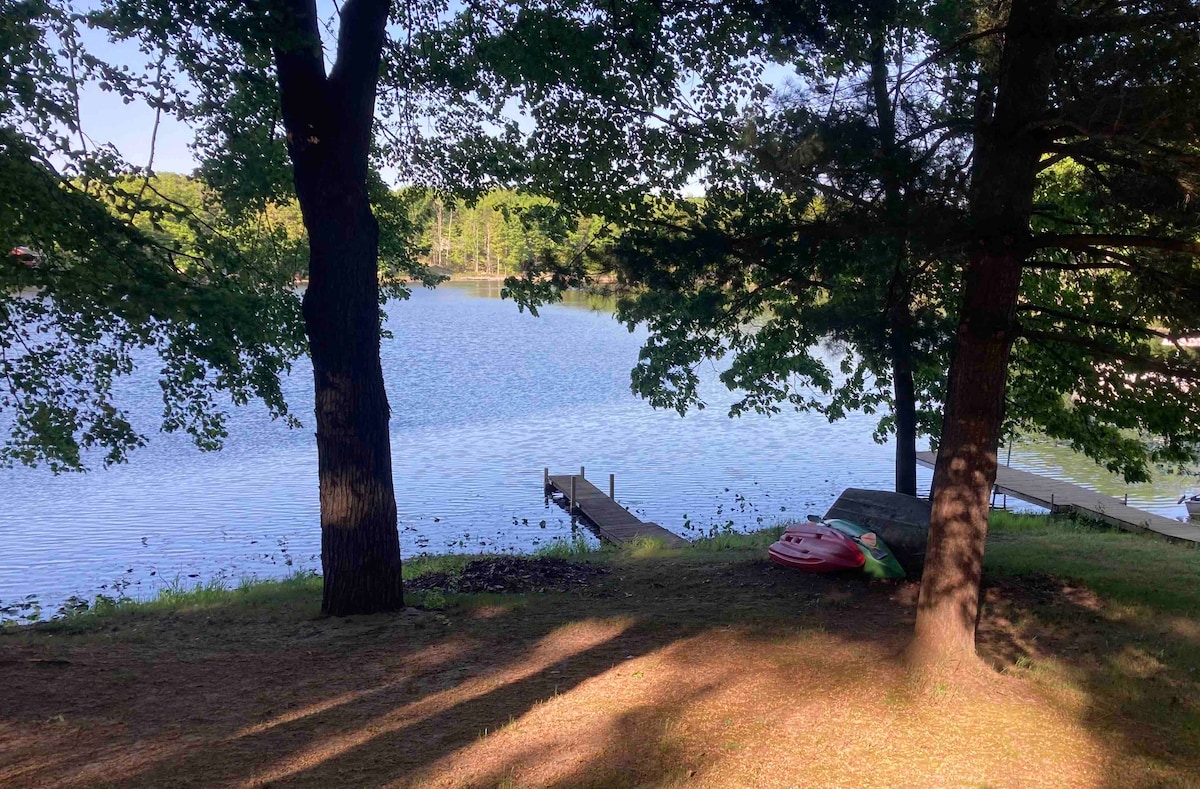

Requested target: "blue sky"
[
  {"left": 75, "top": 25, "right": 198, "bottom": 173},
  {"left": 72, "top": 12, "right": 798, "bottom": 183}
]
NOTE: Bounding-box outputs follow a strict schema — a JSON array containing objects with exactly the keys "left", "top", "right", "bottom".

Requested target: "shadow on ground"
[{"left": 2, "top": 551, "right": 1198, "bottom": 787}]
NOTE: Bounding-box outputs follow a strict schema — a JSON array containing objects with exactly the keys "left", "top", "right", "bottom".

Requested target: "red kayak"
[{"left": 768, "top": 522, "right": 866, "bottom": 572}]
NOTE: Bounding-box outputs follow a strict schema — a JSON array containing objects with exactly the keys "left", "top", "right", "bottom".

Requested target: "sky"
[
  {"left": 75, "top": 26, "right": 198, "bottom": 174},
  {"left": 71, "top": 10, "right": 799, "bottom": 186}
]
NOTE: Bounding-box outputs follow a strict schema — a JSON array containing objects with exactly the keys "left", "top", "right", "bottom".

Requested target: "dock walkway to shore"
[
  {"left": 544, "top": 470, "right": 689, "bottom": 548},
  {"left": 915, "top": 451, "right": 1200, "bottom": 545}
]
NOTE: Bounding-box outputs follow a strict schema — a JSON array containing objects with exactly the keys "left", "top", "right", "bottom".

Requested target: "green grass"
[
  {"left": 105, "top": 572, "right": 323, "bottom": 613},
  {"left": 986, "top": 510, "right": 1200, "bottom": 615},
  {"left": 6, "top": 572, "right": 325, "bottom": 634},
  {"left": 533, "top": 535, "right": 600, "bottom": 558},
  {"left": 690, "top": 523, "right": 788, "bottom": 551},
  {"left": 403, "top": 552, "right": 490, "bottom": 579},
  {"left": 15, "top": 512, "right": 1200, "bottom": 632}
]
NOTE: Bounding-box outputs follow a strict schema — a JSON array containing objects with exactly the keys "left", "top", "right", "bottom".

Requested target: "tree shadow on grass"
[
  {"left": 3, "top": 553, "right": 1199, "bottom": 787},
  {"left": 975, "top": 573, "right": 1200, "bottom": 788},
  {"left": 0, "top": 558, "right": 901, "bottom": 787}
]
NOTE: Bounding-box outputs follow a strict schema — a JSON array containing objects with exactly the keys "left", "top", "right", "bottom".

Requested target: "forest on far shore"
[{"left": 120, "top": 172, "right": 605, "bottom": 280}]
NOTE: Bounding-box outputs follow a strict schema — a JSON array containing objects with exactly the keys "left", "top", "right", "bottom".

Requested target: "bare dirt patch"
[
  {"left": 406, "top": 556, "right": 607, "bottom": 594},
  {"left": 1, "top": 554, "right": 1197, "bottom": 788}
]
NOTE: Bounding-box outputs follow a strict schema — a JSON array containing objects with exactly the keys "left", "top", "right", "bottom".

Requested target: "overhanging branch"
[
  {"left": 1032, "top": 234, "right": 1200, "bottom": 256},
  {"left": 1018, "top": 304, "right": 1172, "bottom": 340},
  {"left": 1020, "top": 328, "right": 1200, "bottom": 381}
]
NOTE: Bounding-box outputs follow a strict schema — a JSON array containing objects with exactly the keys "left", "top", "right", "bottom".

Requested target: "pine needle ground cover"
[{"left": 2, "top": 514, "right": 1197, "bottom": 787}]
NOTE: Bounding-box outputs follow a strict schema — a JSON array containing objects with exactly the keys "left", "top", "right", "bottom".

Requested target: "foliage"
[
  {"left": 406, "top": 188, "right": 610, "bottom": 278},
  {"left": 1012, "top": 152, "right": 1200, "bottom": 482},
  {"left": 0, "top": 1, "right": 306, "bottom": 471},
  {"left": 496, "top": 0, "right": 975, "bottom": 483},
  {"left": 494, "top": 0, "right": 1200, "bottom": 485}
]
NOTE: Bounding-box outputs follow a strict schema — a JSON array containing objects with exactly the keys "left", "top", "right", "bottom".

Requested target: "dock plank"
[
  {"left": 547, "top": 474, "right": 689, "bottom": 548},
  {"left": 915, "top": 451, "right": 1200, "bottom": 544}
]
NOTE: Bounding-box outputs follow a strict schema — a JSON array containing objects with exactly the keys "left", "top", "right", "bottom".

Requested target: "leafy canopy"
[{"left": 1, "top": 0, "right": 310, "bottom": 471}]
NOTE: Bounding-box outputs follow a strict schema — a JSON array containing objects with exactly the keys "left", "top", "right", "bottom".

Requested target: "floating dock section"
[
  {"left": 544, "top": 468, "right": 689, "bottom": 548},
  {"left": 915, "top": 451, "right": 1200, "bottom": 545}
]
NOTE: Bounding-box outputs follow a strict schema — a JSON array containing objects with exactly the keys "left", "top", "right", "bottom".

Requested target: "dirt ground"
[{"left": 2, "top": 553, "right": 1198, "bottom": 788}]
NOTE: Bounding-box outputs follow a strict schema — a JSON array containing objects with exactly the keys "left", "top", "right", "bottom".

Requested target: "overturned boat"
[
  {"left": 824, "top": 488, "right": 930, "bottom": 575},
  {"left": 769, "top": 518, "right": 906, "bottom": 579},
  {"left": 768, "top": 521, "right": 866, "bottom": 573},
  {"left": 769, "top": 488, "right": 930, "bottom": 580}
]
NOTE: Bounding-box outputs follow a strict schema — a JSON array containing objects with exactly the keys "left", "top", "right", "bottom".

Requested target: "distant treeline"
[
  {"left": 108, "top": 173, "right": 605, "bottom": 280},
  {"left": 407, "top": 190, "right": 606, "bottom": 278}
]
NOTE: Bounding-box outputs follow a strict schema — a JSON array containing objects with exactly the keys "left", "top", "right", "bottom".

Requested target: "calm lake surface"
[{"left": 2, "top": 282, "right": 1195, "bottom": 615}]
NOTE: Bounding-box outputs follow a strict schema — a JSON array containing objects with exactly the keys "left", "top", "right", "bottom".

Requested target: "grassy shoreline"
[
  {"left": 10, "top": 511, "right": 1198, "bottom": 632},
  {"left": 5, "top": 510, "right": 1200, "bottom": 786}
]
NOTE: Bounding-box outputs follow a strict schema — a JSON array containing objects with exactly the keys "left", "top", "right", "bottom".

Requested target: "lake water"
[{"left": 1, "top": 282, "right": 1195, "bottom": 617}]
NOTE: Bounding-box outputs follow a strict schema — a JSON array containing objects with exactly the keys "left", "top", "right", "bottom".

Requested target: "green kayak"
[{"left": 824, "top": 518, "right": 907, "bottom": 580}]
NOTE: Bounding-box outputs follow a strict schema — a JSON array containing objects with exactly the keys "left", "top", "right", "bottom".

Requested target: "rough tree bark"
[
  {"left": 271, "top": 0, "right": 404, "bottom": 615},
  {"left": 908, "top": 0, "right": 1056, "bottom": 666}
]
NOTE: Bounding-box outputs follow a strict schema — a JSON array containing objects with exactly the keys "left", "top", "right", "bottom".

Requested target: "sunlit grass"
[
  {"left": 986, "top": 511, "right": 1200, "bottom": 615},
  {"left": 533, "top": 535, "right": 600, "bottom": 559},
  {"left": 690, "top": 523, "right": 787, "bottom": 551}
]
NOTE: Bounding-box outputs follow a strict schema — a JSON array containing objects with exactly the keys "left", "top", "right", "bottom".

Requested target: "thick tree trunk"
[
  {"left": 272, "top": 0, "right": 402, "bottom": 615},
  {"left": 303, "top": 187, "right": 404, "bottom": 616},
  {"left": 909, "top": 250, "right": 1023, "bottom": 663},
  {"left": 890, "top": 305, "right": 918, "bottom": 497},
  {"left": 908, "top": 0, "right": 1056, "bottom": 666}
]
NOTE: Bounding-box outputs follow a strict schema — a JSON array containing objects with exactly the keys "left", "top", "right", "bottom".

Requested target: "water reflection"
[
  {"left": 1004, "top": 438, "right": 1198, "bottom": 514},
  {"left": 0, "top": 281, "right": 1193, "bottom": 615}
]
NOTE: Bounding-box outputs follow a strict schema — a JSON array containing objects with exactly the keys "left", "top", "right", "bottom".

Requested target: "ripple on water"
[{"left": 0, "top": 282, "right": 1194, "bottom": 615}]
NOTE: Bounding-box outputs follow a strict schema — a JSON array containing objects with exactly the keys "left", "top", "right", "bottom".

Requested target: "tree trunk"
[
  {"left": 435, "top": 201, "right": 444, "bottom": 268},
  {"left": 302, "top": 188, "right": 403, "bottom": 616},
  {"left": 909, "top": 249, "right": 1024, "bottom": 664},
  {"left": 271, "top": 0, "right": 403, "bottom": 616},
  {"left": 909, "top": 0, "right": 1055, "bottom": 666},
  {"left": 890, "top": 304, "right": 918, "bottom": 497},
  {"left": 869, "top": 36, "right": 917, "bottom": 497}
]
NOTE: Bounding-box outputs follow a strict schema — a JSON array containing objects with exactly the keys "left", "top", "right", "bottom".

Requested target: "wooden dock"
[
  {"left": 544, "top": 470, "right": 689, "bottom": 548},
  {"left": 915, "top": 451, "right": 1200, "bottom": 544}
]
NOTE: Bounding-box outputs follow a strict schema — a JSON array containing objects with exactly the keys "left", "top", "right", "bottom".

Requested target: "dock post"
[
  {"left": 544, "top": 467, "right": 549, "bottom": 491},
  {"left": 1051, "top": 493, "right": 1055, "bottom": 510},
  {"left": 570, "top": 476, "right": 577, "bottom": 513},
  {"left": 1124, "top": 493, "right": 1129, "bottom": 505},
  {"left": 609, "top": 473, "right": 615, "bottom": 500},
  {"left": 580, "top": 465, "right": 585, "bottom": 479}
]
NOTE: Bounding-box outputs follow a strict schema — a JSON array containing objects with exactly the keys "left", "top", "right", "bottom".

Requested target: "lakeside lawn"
[{"left": 2, "top": 513, "right": 1199, "bottom": 787}]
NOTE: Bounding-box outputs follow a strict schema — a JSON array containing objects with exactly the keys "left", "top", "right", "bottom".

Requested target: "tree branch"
[
  {"left": 1032, "top": 234, "right": 1200, "bottom": 256},
  {"left": 1018, "top": 303, "right": 1173, "bottom": 339},
  {"left": 895, "top": 26, "right": 1008, "bottom": 87},
  {"left": 1020, "top": 328, "right": 1200, "bottom": 381},
  {"left": 270, "top": 0, "right": 328, "bottom": 155},
  {"left": 1023, "top": 258, "right": 1131, "bottom": 272},
  {"left": 1048, "top": 8, "right": 1200, "bottom": 40},
  {"left": 328, "top": 0, "right": 391, "bottom": 157}
]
